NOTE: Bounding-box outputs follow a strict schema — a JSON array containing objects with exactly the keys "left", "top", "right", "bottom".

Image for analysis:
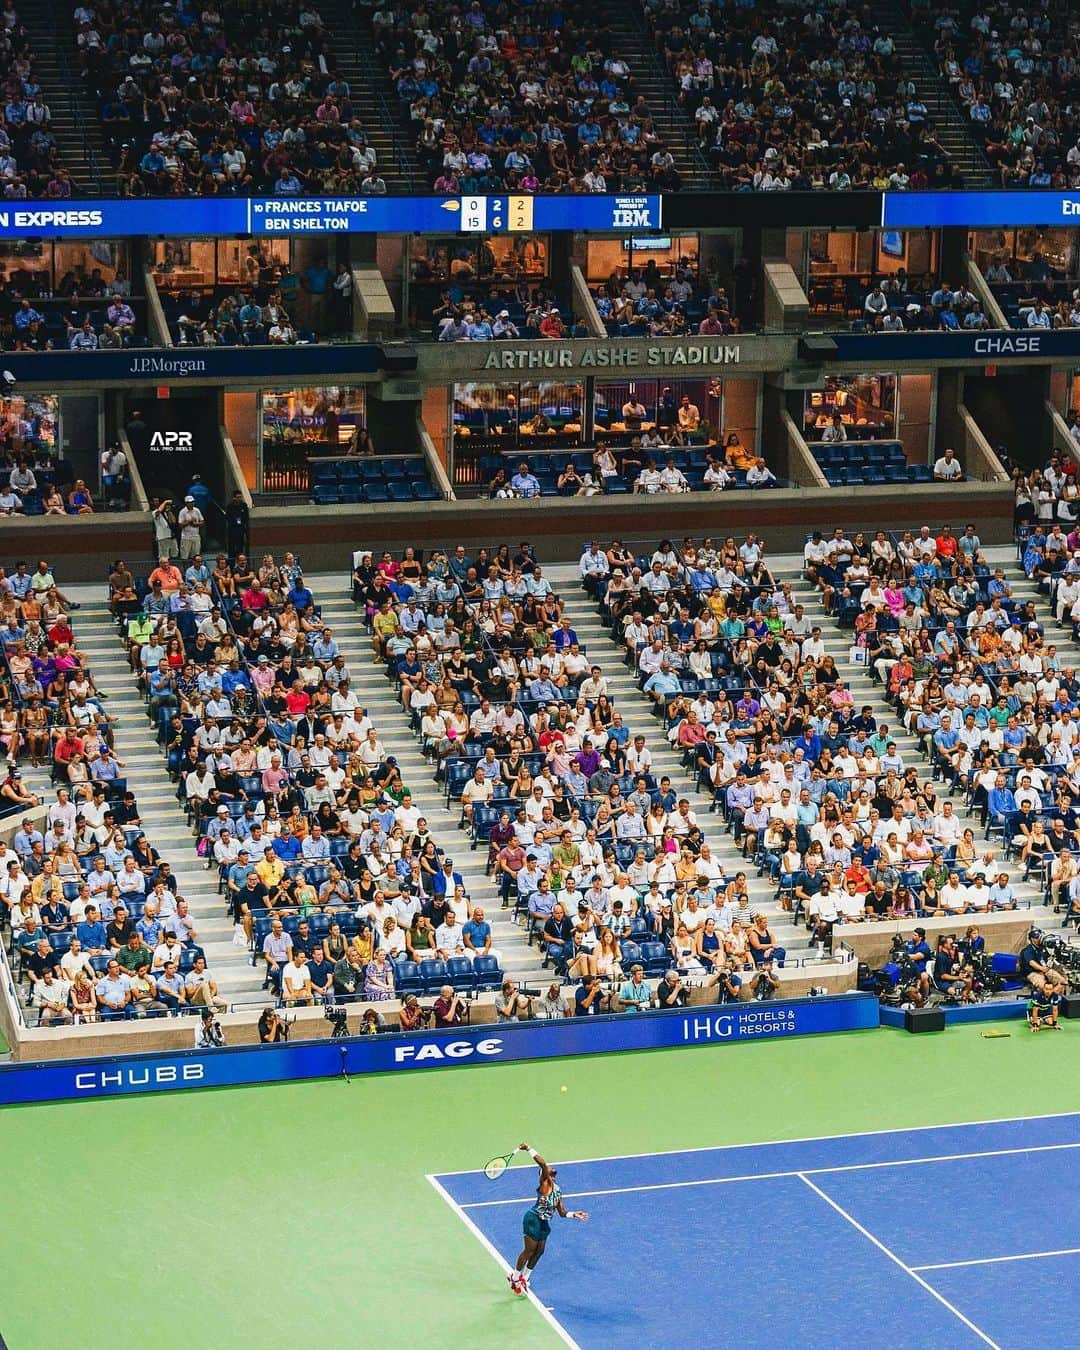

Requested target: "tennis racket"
[{"left": 484, "top": 1149, "right": 519, "bottom": 1179}]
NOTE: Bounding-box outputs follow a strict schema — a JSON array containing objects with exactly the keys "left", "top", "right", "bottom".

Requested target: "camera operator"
[
  {"left": 1019, "top": 928, "right": 1067, "bottom": 998},
  {"left": 933, "top": 934, "right": 974, "bottom": 1003},
  {"left": 574, "top": 973, "right": 607, "bottom": 1016},
  {"left": 194, "top": 1007, "right": 225, "bottom": 1048},
  {"left": 902, "top": 927, "right": 932, "bottom": 1002},
  {"left": 258, "top": 1006, "right": 288, "bottom": 1043}
]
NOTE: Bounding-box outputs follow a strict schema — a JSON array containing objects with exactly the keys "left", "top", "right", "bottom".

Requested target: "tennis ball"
[{"left": 560, "top": 1085, "right": 568, "bottom": 1092}]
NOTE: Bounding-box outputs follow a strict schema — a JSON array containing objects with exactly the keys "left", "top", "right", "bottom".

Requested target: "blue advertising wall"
[
  {"left": 0, "top": 994, "right": 877, "bottom": 1106},
  {"left": 0, "top": 343, "right": 384, "bottom": 386},
  {"left": 829, "top": 330, "right": 1074, "bottom": 363},
  {"left": 883, "top": 190, "right": 1080, "bottom": 229}
]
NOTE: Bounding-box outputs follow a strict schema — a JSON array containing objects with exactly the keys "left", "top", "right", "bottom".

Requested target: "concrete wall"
[{"left": 0, "top": 480, "right": 1013, "bottom": 574}]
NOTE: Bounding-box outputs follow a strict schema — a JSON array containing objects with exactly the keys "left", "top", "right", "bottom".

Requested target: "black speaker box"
[
  {"left": 379, "top": 344, "right": 418, "bottom": 372},
  {"left": 904, "top": 1007, "right": 945, "bottom": 1034},
  {"left": 798, "top": 336, "right": 838, "bottom": 361},
  {"left": 1060, "top": 993, "right": 1080, "bottom": 1019}
]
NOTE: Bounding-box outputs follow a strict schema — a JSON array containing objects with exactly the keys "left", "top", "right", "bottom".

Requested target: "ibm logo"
[
  {"left": 150, "top": 431, "right": 193, "bottom": 451},
  {"left": 612, "top": 208, "right": 653, "bottom": 228}
]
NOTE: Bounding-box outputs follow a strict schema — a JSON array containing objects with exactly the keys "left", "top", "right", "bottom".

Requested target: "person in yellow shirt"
[
  {"left": 256, "top": 845, "right": 285, "bottom": 892},
  {"left": 723, "top": 432, "right": 754, "bottom": 470}
]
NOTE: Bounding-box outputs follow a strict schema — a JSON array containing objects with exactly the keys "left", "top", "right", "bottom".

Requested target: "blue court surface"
[{"left": 430, "top": 1113, "right": 1080, "bottom": 1349}]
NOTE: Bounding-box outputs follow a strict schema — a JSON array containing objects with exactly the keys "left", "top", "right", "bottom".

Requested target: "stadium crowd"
[
  {"left": 0, "top": 559, "right": 233, "bottom": 1025},
  {"left": 372, "top": 0, "right": 681, "bottom": 193},
  {"left": 645, "top": 0, "right": 959, "bottom": 190},
  {"left": 77, "top": 0, "right": 386, "bottom": 198},
  {"left": 925, "top": 0, "right": 1080, "bottom": 188},
  {"left": 0, "top": 2, "right": 66, "bottom": 201},
  {"left": 107, "top": 548, "right": 506, "bottom": 1018}
]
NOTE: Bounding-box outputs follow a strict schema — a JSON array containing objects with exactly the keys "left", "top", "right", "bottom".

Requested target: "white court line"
[
  {"left": 432, "top": 1110, "right": 1080, "bottom": 1176},
  {"left": 426, "top": 1173, "right": 579, "bottom": 1350},
  {"left": 914, "top": 1247, "right": 1080, "bottom": 1272},
  {"left": 797, "top": 1173, "right": 1001, "bottom": 1350},
  {"left": 458, "top": 1140, "right": 1080, "bottom": 1209}
]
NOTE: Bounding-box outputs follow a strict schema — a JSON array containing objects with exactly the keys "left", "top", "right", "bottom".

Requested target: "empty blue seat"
[
  {"left": 472, "top": 954, "right": 503, "bottom": 991},
  {"left": 639, "top": 941, "right": 669, "bottom": 976},
  {"left": 393, "top": 959, "right": 422, "bottom": 996},
  {"left": 364, "top": 483, "right": 390, "bottom": 502},
  {"left": 419, "top": 958, "right": 449, "bottom": 994},
  {"left": 446, "top": 956, "right": 474, "bottom": 991}
]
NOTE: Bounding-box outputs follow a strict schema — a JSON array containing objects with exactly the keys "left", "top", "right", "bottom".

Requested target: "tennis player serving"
[{"left": 508, "top": 1142, "right": 588, "bottom": 1295}]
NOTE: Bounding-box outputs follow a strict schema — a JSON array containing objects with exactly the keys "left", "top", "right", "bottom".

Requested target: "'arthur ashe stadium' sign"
[{"left": 483, "top": 342, "right": 741, "bottom": 371}]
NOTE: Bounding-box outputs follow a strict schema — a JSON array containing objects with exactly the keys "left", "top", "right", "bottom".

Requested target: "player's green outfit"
[{"left": 523, "top": 1181, "right": 562, "bottom": 1240}]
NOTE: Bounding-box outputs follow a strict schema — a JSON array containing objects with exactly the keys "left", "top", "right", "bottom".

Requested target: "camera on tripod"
[{"left": 323, "top": 1004, "right": 350, "bottom": 1038}]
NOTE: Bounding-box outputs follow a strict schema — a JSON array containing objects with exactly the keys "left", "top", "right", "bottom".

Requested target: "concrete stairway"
[
  {"left": 867, "top": 0, "right": 994, "bottom": 187},
  {"left": 318, "top": 0, "right": 422, "bottom": 192},
  {"left": 25, "top": 0, "right": 110, "bottom": 194},
  {"left": 547, "top": 565, "right": 821, "bottom": 963},
  {"left": 772, "top": 561, "right": 1054, "bottom": 920},
  {"left": 305, "top": 575, "right": 548, "bottom": 987},
  {"left": 72, "top": 602, "right": 267, "bottom": 1005},
  {"left": 601, "top": 0, "right": 710, "bottom": 189}
]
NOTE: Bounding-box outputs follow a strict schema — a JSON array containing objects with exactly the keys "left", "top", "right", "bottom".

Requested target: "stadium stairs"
[
  {"left": 773, "top": 560, "right": 1058, "bottom": 928},
  {"left": 320, "top": 0, "right": 424, "bottom": 193},
  {"left": 26, "top": 0, "right": 110, "bottom": 193},
  {"left": 602, "top": 1, "right": 710, "bottom": 189},
  {"left": 305, "top": 575, "right": 550, "bottom": 989},
  {"left": 72, "top": 603, "right": 269, "bottom": 1003},
  {"left": 866, "top": 0, "right": 994, "bottom": 187},
  {"left": 548, "top": 566, "right": 818, "bottom": 961}
]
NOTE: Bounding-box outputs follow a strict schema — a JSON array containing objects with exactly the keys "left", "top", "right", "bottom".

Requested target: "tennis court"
[{"left": 433, "top": 1112, "right": 1080, "bottom": 1350}]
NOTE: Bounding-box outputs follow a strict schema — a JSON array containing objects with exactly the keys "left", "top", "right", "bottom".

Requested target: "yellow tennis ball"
[{"left": 560, "top": 1085, "right": 568, "bottom": 1092}]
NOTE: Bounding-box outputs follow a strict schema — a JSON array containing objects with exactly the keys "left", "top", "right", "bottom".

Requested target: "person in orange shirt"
[
  {"left": 935, "top": 525, "right": 959, "bottom": 574},
  {"left": 147, "top": 557, "right": 183, "bottom": 593}
]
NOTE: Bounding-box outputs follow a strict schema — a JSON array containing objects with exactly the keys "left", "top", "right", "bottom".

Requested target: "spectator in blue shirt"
[
  {"left": 77, "top": 908, "right": 108, "bottom": 954},
  {"left": 462, "top": 907, "right": 495, "bottom": 960},
  {"left": 96, "top": 961, "right": 134, "bottom": 1019},
  {"left": 511, "top": 463, "right": 540, "bottom": 498}
]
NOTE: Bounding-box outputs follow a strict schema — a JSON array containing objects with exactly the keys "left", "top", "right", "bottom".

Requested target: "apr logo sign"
[{"left": 150, "top": 431, "right": 193, "bottom": 451}]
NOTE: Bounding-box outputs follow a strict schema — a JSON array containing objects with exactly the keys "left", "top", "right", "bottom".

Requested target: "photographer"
[
  {"left": 496, "top": 979, "right": 533, "bottom": 1022},
  {"left": 574, "top": 974, "right": 607, "bottom": 1016},
  {"left": 656, "top": 968, "right": 689, "bottom": 1009},
  {"left": 432, "top": 984, "right": 466, "bottom": 1028},
  {"left": 398, "top": 993, "right": 427, "bottom": 1032},
  {"left": 194, "top": 1008, "right": 225, "bottom": 1048},
  {"left": 258, "top": 1006, "right": 288, "bottom": 1043}
]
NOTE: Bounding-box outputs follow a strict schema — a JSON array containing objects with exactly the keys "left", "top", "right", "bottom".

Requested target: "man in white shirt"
[
  {"left": 281, "top": 953, "right": 314, "bottom": 1005},
  {"left": 933, "top": 448, "right": 963, "bottom": 480}
]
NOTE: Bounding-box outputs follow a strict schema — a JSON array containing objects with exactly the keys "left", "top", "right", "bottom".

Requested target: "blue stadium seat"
[
  {"left": 445, "top": 956, "right": 474, "bottom": 991},
  {"left": 419, "top": 958, "right": 449, "bottom": 994},
  {"left": 472, "top": 954, "right": 504, "bottom": 991},
  {"left": 393, "top": 960, "right": 422, "bottom": 996}
]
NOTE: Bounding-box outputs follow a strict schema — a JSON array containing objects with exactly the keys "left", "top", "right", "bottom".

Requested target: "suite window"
[
  {"left": 585, "top": 233, "right": 701, "bottom": 285},
  {"left": 804, "top": 374, "right": 896, "bottom": 437},
  {"left": 410, "top": 235, "right": 550, "bottom": 284}
]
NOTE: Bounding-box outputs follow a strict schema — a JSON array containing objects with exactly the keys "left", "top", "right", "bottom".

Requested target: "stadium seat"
[{"left": 419, "top": 958, "right": 449, "bottom": 994}]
